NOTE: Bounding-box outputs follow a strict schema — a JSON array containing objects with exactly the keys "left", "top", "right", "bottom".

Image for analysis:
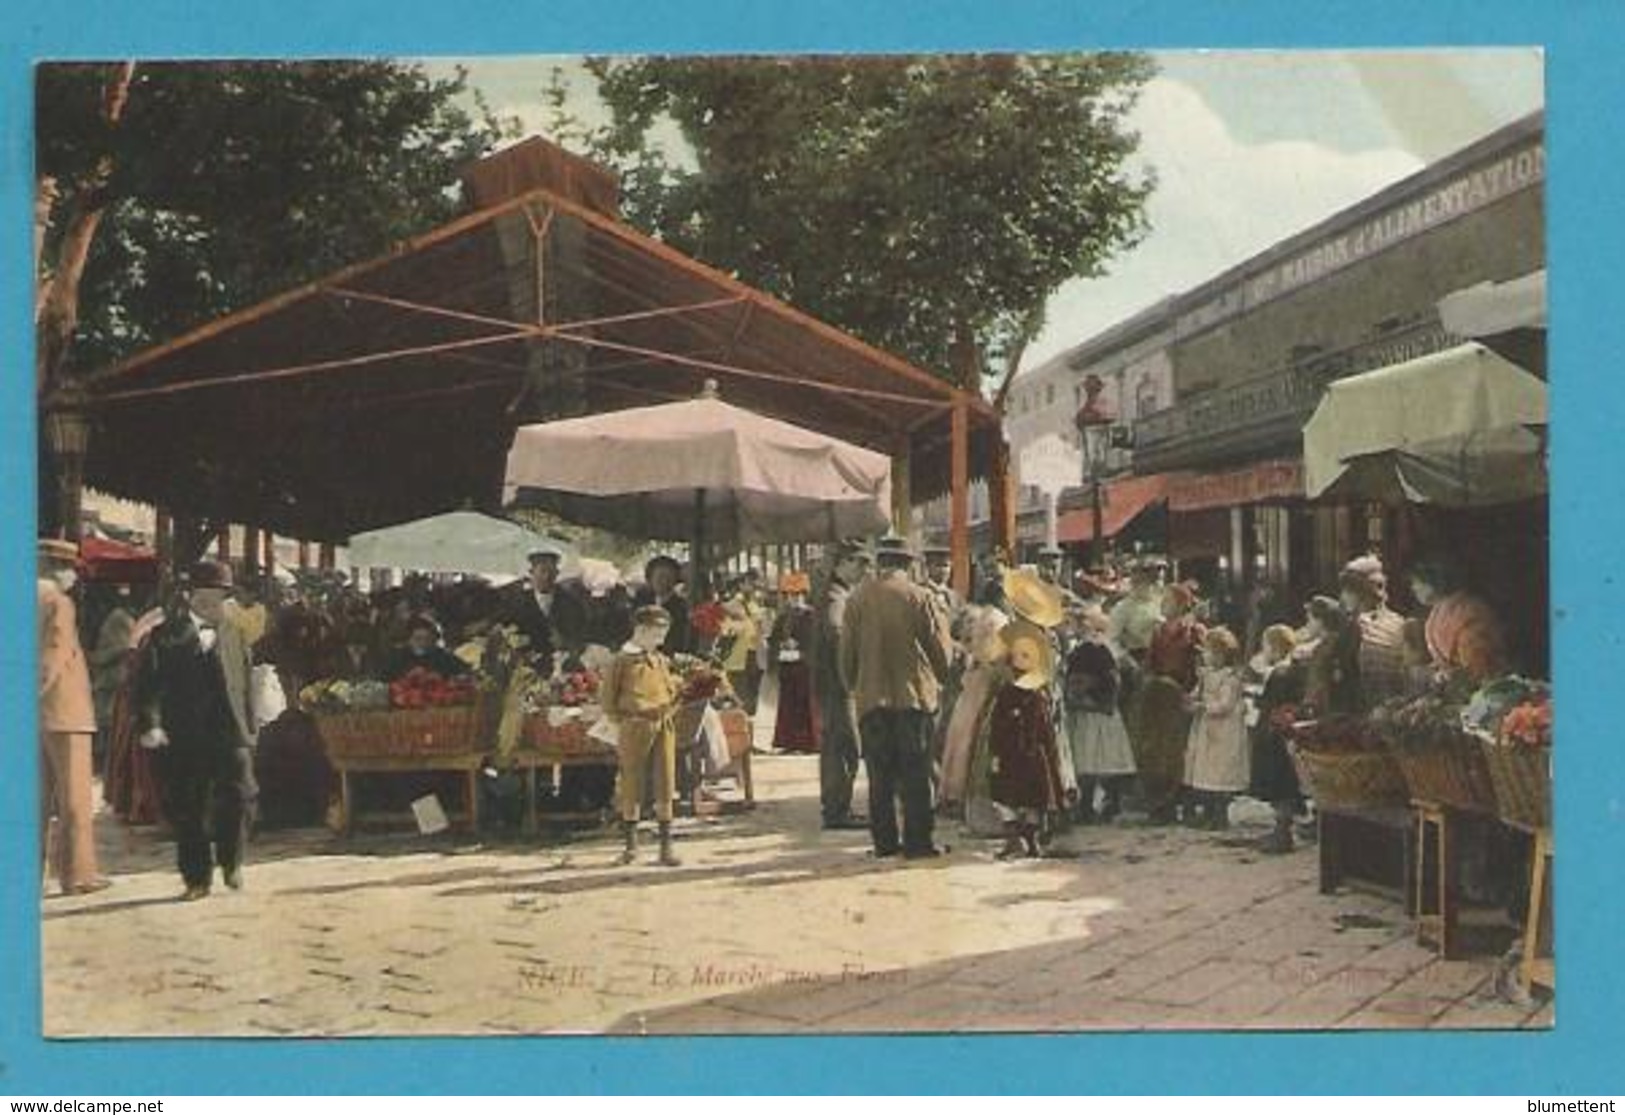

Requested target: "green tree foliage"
[
  {"left": 572, "top": 53, "right": 1156, "bottom": 389},
  {"left": 36, "top": 60, "right": 507, "bottom": 381}
]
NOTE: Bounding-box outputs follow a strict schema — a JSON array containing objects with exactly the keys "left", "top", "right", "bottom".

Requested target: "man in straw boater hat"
[
  {"left": 839, "top": 536, "right": 953, "bottom": 858},
  {"left": 599, "top": 604, "right": 684, "bottom": 867},
  {"left": 39, "top": 538, "right": 111, "bottom": 896},
  {"left": 134, "top": 560, "right": 258, "bottom": 900}
]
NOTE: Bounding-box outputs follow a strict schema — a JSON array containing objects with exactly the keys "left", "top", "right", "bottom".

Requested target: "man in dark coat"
[
  {"left": 135, "top": 562, "right": 258, "bottom": 900},
  {"left": 505, "top": 546, "right": 603, "bottom": 813},
  {"left": 812, "top": 541, "right": 871, "bottom": 830},
  {"left": 504, "top": 546, "right": 590, "bottom": 674},
  {"left": 631, "top": 555, "right": 691, "bottom": 656}
]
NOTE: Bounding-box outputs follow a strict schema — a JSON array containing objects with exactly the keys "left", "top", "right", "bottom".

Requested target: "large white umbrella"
[
  {"left": 502, "top": 382, "right": 893, "bottom": 551},
  {"left": 346, "top": 510, "right": 572, "bottom": 578},
  {"left": 1303, "top": 343, "right": 1547, "bottom": 506}
]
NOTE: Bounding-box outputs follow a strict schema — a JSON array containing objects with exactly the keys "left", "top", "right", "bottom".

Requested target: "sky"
[{"left": 436, "top": 49, "right": 1544, "bottom": 376}]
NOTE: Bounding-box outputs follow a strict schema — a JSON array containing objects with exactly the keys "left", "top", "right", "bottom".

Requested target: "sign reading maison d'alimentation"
[{"left": 1176, "top": 140, "right": 1545, "bottom": 340}]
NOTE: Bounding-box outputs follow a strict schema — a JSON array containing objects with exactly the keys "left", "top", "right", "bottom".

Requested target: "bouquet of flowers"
[
  {"left": 690, "top": 600, "right": 727, "bottom": 641},
  {"left": 1499, "top": 697, "right": 1553, "bottom": 749},
  {"left": 300, "top": 678, "right": 391, "bottom": 713},
  {"left": 672, "top": 652, "right": 734, "bottom": 705},
  {"left": 389, "top": 667, "right": 479, "bottom": 710},
  {"left": 549, "top": 667, "right": 602, "bottom": 708},
  {"left": 1461, "top": 675, "right": 1551, "bottom": 741}
]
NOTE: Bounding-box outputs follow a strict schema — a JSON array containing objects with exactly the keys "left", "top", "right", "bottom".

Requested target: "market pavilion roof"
[{"left": 82, "top": 182, "right": 999, "bottom": 541}]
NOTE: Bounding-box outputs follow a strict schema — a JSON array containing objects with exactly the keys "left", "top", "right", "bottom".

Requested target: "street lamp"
[
  {"left": 43, "top": 384, "right": 91, "bottom": 542},
  {"left": 1073, "top": 374, "right": 1114, "bottom": 568}
]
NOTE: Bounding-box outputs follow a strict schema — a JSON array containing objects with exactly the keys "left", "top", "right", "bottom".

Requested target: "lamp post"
[
  {"left": 42, "top": 384, "right": 91, "bottom": 542},
  {"left": 1074, "top": 374, "right": 1114, "bottom": 568}
]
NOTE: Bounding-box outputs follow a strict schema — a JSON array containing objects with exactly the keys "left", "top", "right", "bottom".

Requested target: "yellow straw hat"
[{"left": 1001, "top": 568, "right": 1065, "bottom": 629}]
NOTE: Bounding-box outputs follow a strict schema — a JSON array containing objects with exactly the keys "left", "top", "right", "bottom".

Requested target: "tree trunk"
[{"left": 36, "top": 61, "right": 136, "bottom": 395}]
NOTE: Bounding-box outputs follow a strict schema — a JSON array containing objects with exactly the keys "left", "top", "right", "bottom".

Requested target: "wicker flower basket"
[
  {"left": 1388, "top": 728, "right": 1499, "bottom": 814},
  {"left": 1289, "top": 743, "right": 1409, "bottom": 812},
  {"left": 1479, "top": 739, "right": 1551, "bottom": 830},
  {"left": 315, "top": 702, "right": 484, "bottom": 760},
  {"left": 521, "top": 711, "right": 613, "bottom": 758}
]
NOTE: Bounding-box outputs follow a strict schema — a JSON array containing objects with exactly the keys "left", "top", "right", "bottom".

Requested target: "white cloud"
[{"left": 1021, "top": 77, "right": 1424, "bottom": 372}]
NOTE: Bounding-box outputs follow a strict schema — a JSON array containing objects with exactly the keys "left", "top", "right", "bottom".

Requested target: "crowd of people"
[{"left": 39, "top": 526, "right": 1513, "bottom": 899}]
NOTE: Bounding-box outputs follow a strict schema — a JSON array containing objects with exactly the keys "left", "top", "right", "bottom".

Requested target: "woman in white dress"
[{"left": 1183, "top": 627, "right": 1249, "bottom": 830}]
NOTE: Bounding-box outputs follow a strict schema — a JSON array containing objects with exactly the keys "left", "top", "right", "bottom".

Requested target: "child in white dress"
[{"left": 1183, "top": 627, "right": 1248, "bottom": 831}]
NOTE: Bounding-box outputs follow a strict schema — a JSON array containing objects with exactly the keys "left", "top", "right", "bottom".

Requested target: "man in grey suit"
[
  {"left": 840, "top": 537, "right": 952, "bottom": 859},
  {"left": 136, "top": 561, "right": 258, "bottom": 900}
]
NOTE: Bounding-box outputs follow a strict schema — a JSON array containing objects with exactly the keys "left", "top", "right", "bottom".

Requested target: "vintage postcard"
[{"left": 35, "top": 49, "right": 1551, "bottom": 1038}]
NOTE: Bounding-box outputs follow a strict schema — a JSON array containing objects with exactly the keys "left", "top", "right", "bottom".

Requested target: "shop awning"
[
  {"left": 1057, "top": 472, "right": 1179, "bottom": 543},
  {"left": 1168, "top": 459, "right": 1304, "bottom": 513},
  {"left": 1303, "top": 342, "right": 1547, "bottom": 506},
  {"left": 1438, "top": 270, "right": 1546, "bottom": 337},
  {"left": 78, "top": 535, "right": 159, "bottom": 583},
  {"left": 1437, "top": 270, "right": 1546, "bottom": 378}
]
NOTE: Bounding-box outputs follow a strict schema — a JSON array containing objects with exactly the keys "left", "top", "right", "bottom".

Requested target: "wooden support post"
[
  {"left": 950, "top": 398, "right": 970, "bottom": 599},
  {"left": 298, "top": 540, "right": 311, "bottom": 569},
  {"left": 155, "top": 507, "right": 172, "bottom": 571},
  {"left": 891, "top": 442, "right": 912, "bottom": 538},
  {"left": 243, "top": 526, "right": 261, "bottom": 578},
  {"left": 320, "top": 542, "right": 337, "bottom": 570},
  {"left": 988, "top": 435, "right": 1016, "bottom": 564}
]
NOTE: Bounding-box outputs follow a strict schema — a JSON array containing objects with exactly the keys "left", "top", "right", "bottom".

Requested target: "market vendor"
[
  {"left": 382, "top": 616, "right": 470, "bottom": 683},
  {"left": 505, "top": 544, "right": 590, "bottom": 674},
  {"left": 632, "top": 555, "right": 691, "bottom": 656},
  {"left": 1409, "top": 555, "right": 1509, "bottom": 685}
]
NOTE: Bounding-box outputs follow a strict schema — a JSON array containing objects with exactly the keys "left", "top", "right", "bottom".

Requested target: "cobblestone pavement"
[{"left": 43, "top": 754, "right": 1552, "bottom": 1037}]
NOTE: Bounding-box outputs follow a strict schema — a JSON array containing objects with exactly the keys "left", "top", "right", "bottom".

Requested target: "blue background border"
[{"left": 5, "top": 0, "right": 1620, "bottom": 1095}]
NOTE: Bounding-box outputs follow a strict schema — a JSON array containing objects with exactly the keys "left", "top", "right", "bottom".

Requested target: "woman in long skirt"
[
  {"left": 1132, "top": 583, "right": 1205, "bottom": 824},
  {"left": 942, "top": 607, "right": 1010, "bottom": 836},
  {"left": 768, "top": 584, "right": 819, "bottom": 752},
  {"left": 1248, "top": 624, "right": 1306, "bottom": 852}
]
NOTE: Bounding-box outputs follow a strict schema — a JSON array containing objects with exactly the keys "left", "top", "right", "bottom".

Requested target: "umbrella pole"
[{"left": 692, "top": 488, "right": 708, "bottom": 602}]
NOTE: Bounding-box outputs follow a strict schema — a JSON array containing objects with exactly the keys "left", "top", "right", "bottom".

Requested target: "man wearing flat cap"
[
  {"left": 39, "top": 539, "right": 110, "bottom": 896},
  {"left": 505, "top": 544, "right": 589, "bottom": 675},
  {"left": 134, "top": 561, "right": 258, "bottom": 900}
]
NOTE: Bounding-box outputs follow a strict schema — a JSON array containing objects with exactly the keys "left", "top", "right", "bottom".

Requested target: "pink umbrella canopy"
[{"left": 502, "top": 383, "right": 893, "bottom": 549}]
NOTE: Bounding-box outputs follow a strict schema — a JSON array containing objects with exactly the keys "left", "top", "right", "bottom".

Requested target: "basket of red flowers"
[
  {"left": 1285, "top": 711, "right": 1408, "bottom": 811},
  {"left": 1481, "top": 697, "right": 1553, "bottom": 830},
  {"left": 317, "top": 668, "right": 484, "bottom": 759}
]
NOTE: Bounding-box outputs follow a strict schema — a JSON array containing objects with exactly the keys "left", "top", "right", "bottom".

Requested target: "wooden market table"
[
  {"left": 331, "top": 747, "right": 618, "bottom": 836},
  {"left": 327, "top": 705, "right": 755, "bottom": 835}
]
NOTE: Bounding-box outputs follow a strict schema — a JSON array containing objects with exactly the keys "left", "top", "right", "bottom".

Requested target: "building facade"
[{"left": 955, "top": 111, "right": 1544, "bottom": 643}]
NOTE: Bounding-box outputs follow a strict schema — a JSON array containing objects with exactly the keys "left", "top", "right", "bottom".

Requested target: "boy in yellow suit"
[{"left": 601, "top": 605, "right": 682, "bottom": 867}]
